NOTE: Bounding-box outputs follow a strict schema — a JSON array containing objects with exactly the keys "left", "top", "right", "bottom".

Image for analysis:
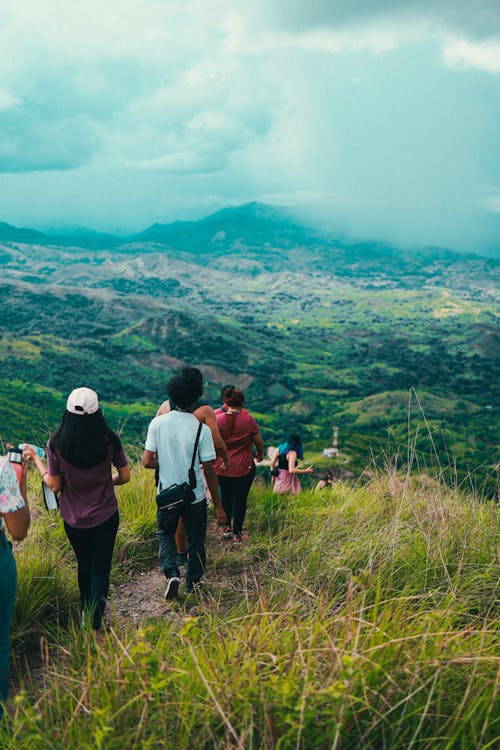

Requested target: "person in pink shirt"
[{"left": 214, "top": 387, "right": 264, "bottom": 542}]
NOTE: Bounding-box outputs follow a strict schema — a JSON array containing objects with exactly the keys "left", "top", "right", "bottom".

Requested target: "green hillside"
[{"left": 0, "top": 204, "right": 498, "bottom": 493}]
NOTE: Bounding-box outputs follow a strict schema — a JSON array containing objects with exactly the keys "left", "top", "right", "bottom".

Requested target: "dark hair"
[
  {"left": 180, "top": 367, "right": 203, "bottom": 387},
  {"left": 50, "top": 410, "right": 122, "bottom": 469},
  {"left": 167, "top": 369, "right": 203, "bottom": 410},
  {"left": 220, "top": 383, "right": 235, "bottom": 398},
  {"left": 279, "top": 433, "right": 304, "bottom": 460},
  {"left": 223, "top": 387, "right": 244, "bottom": 408}
]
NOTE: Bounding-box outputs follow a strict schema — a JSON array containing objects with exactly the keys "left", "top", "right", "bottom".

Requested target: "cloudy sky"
[{"left": 1, "top": 0, "right": 500, "bottom": 254}]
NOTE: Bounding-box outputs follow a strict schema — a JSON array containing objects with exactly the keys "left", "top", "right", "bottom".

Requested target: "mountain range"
[{"left": 0, "top": 202, "right": 498, "bottom": 493}]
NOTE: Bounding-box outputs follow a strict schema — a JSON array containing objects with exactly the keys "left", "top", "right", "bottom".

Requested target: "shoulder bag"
[{"left": 156, "top": 422, "right": 203, "bottom": 513}]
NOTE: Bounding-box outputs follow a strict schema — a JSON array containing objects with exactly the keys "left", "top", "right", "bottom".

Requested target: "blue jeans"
[
  {"left": 0, "top": 533, "right": 17, "bottom": 717},
  {"left": 64, "top": 511, "right": 119, "bottom": 630},
  {"left": 156, "top": 500, "right": 207, "bottom": 588}
]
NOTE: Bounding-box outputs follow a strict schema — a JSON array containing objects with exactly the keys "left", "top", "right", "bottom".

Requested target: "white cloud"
[
  {"left": 0, "top": 0, "right": 498, "bottom": 255},
  {"left": 125, "top": 150, "right": 224, "bottom": 175},
  {"left": 443, "top": 38, "right": 500, "bottom": 73}
]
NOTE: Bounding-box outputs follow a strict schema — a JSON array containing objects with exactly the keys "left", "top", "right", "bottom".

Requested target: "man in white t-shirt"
[{"left": 143, "top": 370, "right": 226, "bottom": 599}]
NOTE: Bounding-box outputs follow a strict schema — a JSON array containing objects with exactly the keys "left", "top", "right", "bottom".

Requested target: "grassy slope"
[{"left": 1, "top": 465, "right": 498, "bottom": 749}]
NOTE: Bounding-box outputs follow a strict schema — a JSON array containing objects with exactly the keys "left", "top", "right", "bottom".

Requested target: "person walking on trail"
[
  {"left": 0, "top": 450, "right": 31, "bottom": 719},
  {"left": 155, "top": 367, "right": 229, "bottom": 568},
  {"left": 25, "top": 387, "right": 130, "bottom": 633},
  {"left": 270, "top": 433, "right": 313, "bottom": 494},
  {"left": 143, "top": 370, "right": 226, "bottom": 599},
  {"left": 214, "top": 387, "right": 264, "bottom": 542}
]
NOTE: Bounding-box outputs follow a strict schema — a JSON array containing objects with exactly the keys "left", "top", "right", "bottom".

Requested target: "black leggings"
[
  {"left": 217, "top": 464, "right": 256, "bottom": 535},
  {"left": 64, "top": 511, "right": 119, "bottom": 630}
]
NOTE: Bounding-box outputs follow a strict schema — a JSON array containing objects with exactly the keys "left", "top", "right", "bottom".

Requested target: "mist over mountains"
[{"left": 1, "top": 201, "right": 498, "bottom": 261}]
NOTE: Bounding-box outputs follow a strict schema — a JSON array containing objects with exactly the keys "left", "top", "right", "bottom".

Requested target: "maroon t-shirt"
[
  {"left": 214, "top": 410, "right": 259, "bottom": 477},
  {"left": 46, "top": 440, "right": 128, "bottom": 529}
]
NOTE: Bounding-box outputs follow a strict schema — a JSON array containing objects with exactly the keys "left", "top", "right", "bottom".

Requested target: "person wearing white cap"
[{"left": 25, "top": 387, "right": 130, "bottom": 633}]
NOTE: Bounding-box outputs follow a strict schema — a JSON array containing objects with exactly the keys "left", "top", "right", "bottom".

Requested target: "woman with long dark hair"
[
  {"left": 269, "top": 433, "right": 313, "bottom": 494},
  {"left": 25, "top": 387, "right": 130, "bottom": 632},
  {"left": 214, "top": 387, "right": 264, "bottom": 542}
]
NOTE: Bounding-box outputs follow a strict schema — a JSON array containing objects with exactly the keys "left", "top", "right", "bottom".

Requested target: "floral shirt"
[{"left": 0, "top": 456, "right": 25, "bottom": 530}]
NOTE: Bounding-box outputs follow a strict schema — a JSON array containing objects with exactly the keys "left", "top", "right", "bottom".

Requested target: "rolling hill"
[{"left": 0, "top": 203, "right": 498, "bottom": 493}]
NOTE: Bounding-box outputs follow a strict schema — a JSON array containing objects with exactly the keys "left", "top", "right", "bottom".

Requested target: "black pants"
[
  {"left": 156, "top": 500, "right": 207, "bottom": 588},
  {"left": 64, "top": 511, "right": 119, "bottom": 630},
  {"left": 217, "top": 464, "right": 256, "bottom": 535}
]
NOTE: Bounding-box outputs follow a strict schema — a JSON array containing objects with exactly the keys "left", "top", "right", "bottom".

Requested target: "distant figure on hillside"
[
  {"left": 25, "top": 388, "right": 130, "bottom": 633},
  {"left": 270, "top": 433, "right": 314, "bottom": 494},
  {"left": 156, "top": 368, "right": 228, "bottom": 567},
  {"left": 0, "top": 450, "right": 31, "bottom": 718},
  {"left": 143, "top": 370, "right": 226, "bottom": 598},
  {"left": 315, "top": 470, "right": 336, "bottom": 491},
  {"left": 214, "top": 387, "right": 264, "bottom": 542}
]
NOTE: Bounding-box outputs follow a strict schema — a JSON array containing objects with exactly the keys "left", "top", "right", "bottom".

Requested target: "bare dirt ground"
[{"left": 108, "top": 517, "right": 258, "bottom": 627}]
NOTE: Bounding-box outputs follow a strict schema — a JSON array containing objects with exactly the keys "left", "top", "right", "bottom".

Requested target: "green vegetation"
[
  {"left": 1, "top": 465, "right": 499, "bottom": 748},
  {"left": 0, "top": 207, "right": 498, "bottom": 493}
]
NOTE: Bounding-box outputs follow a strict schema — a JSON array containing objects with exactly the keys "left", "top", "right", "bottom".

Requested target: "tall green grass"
[{"left": 2, "top": 466, "right": 498, "bottom": 748}]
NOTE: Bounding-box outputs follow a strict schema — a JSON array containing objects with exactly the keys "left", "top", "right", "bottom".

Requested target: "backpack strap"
[{"left": 188, "top": 421, "right": 203, "bottom": 489}]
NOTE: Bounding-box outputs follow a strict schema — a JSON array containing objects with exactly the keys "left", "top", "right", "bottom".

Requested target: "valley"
[{"left": 0, "top": 203, "right": 498, "bottom": 494}]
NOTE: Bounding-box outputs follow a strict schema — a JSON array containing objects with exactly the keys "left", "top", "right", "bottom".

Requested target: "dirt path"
[{"left": 108, "top": 517, "right": 258, "bottom": 626}]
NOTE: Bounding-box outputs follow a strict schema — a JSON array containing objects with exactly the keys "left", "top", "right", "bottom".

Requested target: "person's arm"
[
  {"left": 269, "top": 448, "right": 279, "bottom": 485},
  {"left": 142, "top": 450, "right": 158, "bottom": 470},
  {"left": 3, "top": 459, "right": 30, "bottom": 541},
  {"left": 287, "top": 451, "right": 314, "bottom": 475},
  {"left": 113, "top": 464, "right": 130, "bottom": 485},
  {"left": 202, "top": 460, "right": 226, "bottom": 524},
  {"left": 156, "top": 400, "right": 170, "bottom": 417},
  {"left": 3, "top": 505, "right": 30, "bottom": 541},
  {"left": 143, "top": 419, "right": 159, "bottom": 469},
  {"left": 251, "top": 429, "right": 264, "bottom": 462},
  {"left": 195, "top": 406, "right": 229, "bottom": 464},
  {"left": 24, "top": 446, "right": 63, "bottom": 493}
]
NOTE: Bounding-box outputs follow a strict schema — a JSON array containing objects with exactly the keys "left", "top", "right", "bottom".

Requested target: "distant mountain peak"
[
  {"left": 200, "top": 201, "right": 291, "bottom": 224},
  {"left": 0, "top": 221, "right": 48, "bottom": 244}
]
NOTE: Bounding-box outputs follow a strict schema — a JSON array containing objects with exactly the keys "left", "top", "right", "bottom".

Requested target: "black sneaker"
[{"left": 164, "top": 576, "right": 180, "bottom": 600}]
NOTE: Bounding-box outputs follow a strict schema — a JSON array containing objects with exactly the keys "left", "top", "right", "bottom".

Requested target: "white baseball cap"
[{"left": 66, "top": 387, "right": 99, "bottom": 415}]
